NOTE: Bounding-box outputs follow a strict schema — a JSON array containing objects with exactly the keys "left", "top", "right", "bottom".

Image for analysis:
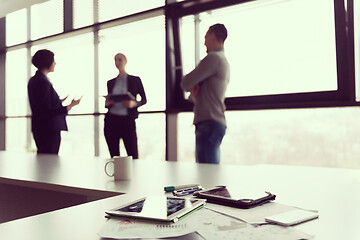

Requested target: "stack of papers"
[{"left": 98, "top": 206, "right": 315, "bottom": 239}]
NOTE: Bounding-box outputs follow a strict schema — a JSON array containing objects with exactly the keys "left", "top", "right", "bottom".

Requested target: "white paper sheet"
[
  {"left": 196, "top": 209, "right": 314, "bottom": 240},
  {"left": 98, "top": 218, "right": 197, "bottom": 239},
  {"left": 97, "top": 207, "right": 212, "bottom": 239},
  {"left": 98, "top": 208, "right": 314, "bottom": 239},
  {"left": 205, "top": 202, "right": 297, "bottom": 224}
]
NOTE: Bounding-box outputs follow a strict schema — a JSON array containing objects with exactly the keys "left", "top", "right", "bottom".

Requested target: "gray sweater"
[{"left": 181, "top": 48, "right": 230, "bottom": 126}]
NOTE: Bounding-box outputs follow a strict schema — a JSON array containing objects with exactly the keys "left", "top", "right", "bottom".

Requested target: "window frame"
[
  {"left": 0, "top": 0, "right": 358, "bottom": 159},
  {"left": 165, "top": 0, "right": 356, "bottom": 112}
]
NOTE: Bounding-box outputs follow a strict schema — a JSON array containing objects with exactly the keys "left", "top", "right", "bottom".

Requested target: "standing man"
[{"left": 181, "top": 23, "right": 230, "bottom": 164}]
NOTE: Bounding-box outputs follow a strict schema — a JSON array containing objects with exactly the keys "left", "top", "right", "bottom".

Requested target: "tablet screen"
[
  {"left": 106, "top": 195, "right": 206, "bottom": 222},
  {"left": 116, "top": 197, "right": 187, "bottom": 216}
]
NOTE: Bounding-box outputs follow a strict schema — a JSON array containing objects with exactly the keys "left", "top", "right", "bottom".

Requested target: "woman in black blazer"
[
  {"left": 104, "top": 53, "right": 147, "bottom": 159},
  {"left": 28, "top": 49, "right": 81, "bottom": 154}
]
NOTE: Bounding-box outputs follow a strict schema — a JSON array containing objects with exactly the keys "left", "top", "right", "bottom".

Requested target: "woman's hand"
[
  {"left": 122, "top": 100, "right": 138, "bottom": 109},
  {"left": 60, "top": 95, "right": 68, "bottom": 102},
  {"left": 66, "top": 97, "right": 82, "bottom": 111},
  {"left": 105, "top": 99, "right": 115, "bottom": 107}
]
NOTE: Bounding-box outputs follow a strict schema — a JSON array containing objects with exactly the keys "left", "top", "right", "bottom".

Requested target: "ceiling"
[{"left": 0, "top": 0, "right": 48, "bottom": 18}]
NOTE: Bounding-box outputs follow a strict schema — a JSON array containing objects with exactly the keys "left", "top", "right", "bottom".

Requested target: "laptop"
[{"left": 105, "top": 195, "right": 206, "bottom": 223}]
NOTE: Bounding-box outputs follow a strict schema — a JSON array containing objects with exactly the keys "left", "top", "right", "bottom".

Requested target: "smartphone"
[{"left": 265, "top": 209, "right": 319, "bottom": 226}]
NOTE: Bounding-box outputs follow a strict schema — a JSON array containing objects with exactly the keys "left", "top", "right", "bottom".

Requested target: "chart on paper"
[{"left": 196, "top": 209, "right": 314, "bottom": 240}]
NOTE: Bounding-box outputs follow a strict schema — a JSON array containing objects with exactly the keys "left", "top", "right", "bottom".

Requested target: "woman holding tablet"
[{"left": 104, "top": 53, "right": 147, "bottom": 159}]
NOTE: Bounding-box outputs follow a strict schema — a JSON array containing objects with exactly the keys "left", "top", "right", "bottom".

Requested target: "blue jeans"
[{"left": 195, "top": 120, "right": 226, "bottom": 164}]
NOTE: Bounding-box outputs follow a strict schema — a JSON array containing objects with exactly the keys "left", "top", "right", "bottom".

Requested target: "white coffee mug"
[{"left": 105, "top": 156, "right": 133, "bottom": 181}]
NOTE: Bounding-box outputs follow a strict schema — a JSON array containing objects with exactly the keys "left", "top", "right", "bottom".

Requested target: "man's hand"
[
  {"left": 122, "top": 100, "right": 138, "bottom": 109},
  {"left": 189, "top": 84, "right": 200, "bottom": 102}
]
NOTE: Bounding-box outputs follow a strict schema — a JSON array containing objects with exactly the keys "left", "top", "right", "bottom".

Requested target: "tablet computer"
[
  {"left": 194, "top": 186, "right": 275, "bottom": 208},
  {"left": 105, "top": 195, "right": 206, "bottom": 223},
  {"left": 103, "top": 92, "right": 135, "bottom": 102}
]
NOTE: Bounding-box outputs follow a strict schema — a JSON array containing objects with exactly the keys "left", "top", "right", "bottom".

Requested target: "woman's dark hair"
[
  {"left": 32, "top": 49, "right": 54, "bottom": 70},
  {"left": 208, "top": 23, "right": 228, "bottom": 43}
]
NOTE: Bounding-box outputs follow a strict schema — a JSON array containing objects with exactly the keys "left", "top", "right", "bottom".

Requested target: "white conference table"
[{"left": 0, "top": 151, "right": 359, "bottom": 240}]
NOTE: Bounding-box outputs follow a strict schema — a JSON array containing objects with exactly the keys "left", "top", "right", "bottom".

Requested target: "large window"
[
  {"left": 60, "top": 116, "right": 94, "bottom": 156},
  {"left": 98, "top": 113, "right": 165, "bottom": 159},
  {"left": 98, "top": 15, "right": 166, "bottom": 112},
  {"left": 98, "top": 0, "right": 164, "bottom": 22},
  {"left": 180, "top": 0, "right": 338, "bottom": 98},
  {"left": 97, "top": 15, "right": 166, "bottom": 159},
  {"left": 73, "top": 0, "right": 94, "bottom": 29},
  {"left": 177, "top": 112, "right": 195, "bottom": 162},
  {"left": 5, "top": 4, "right": 166, "bottom": 157},
  {"left": 2, "top": 0, "right": 359, "bottom": 168},
  {"left": 179, "top": 15, "right": 196, "bottom": 76},
  {"left": 5, "top": 48, "right": 28, "bottom": 116},
  {"left": 5, "top": 9, "right": 27, "bottom": 46},
  {"left": 6, "top": 118, "right": 29, "bottom": 152},
  {"left": 30, "top": 0, "right": 64, "bottom": 40},
  {"left": 29, "top": 33, "right": 95, "bottom": 154},
  {"left": 178, "top": 107, "right": 360, "bottom": 169},
  {"left": 31, "top": 33, "right": 95, "bottom": 114}
]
